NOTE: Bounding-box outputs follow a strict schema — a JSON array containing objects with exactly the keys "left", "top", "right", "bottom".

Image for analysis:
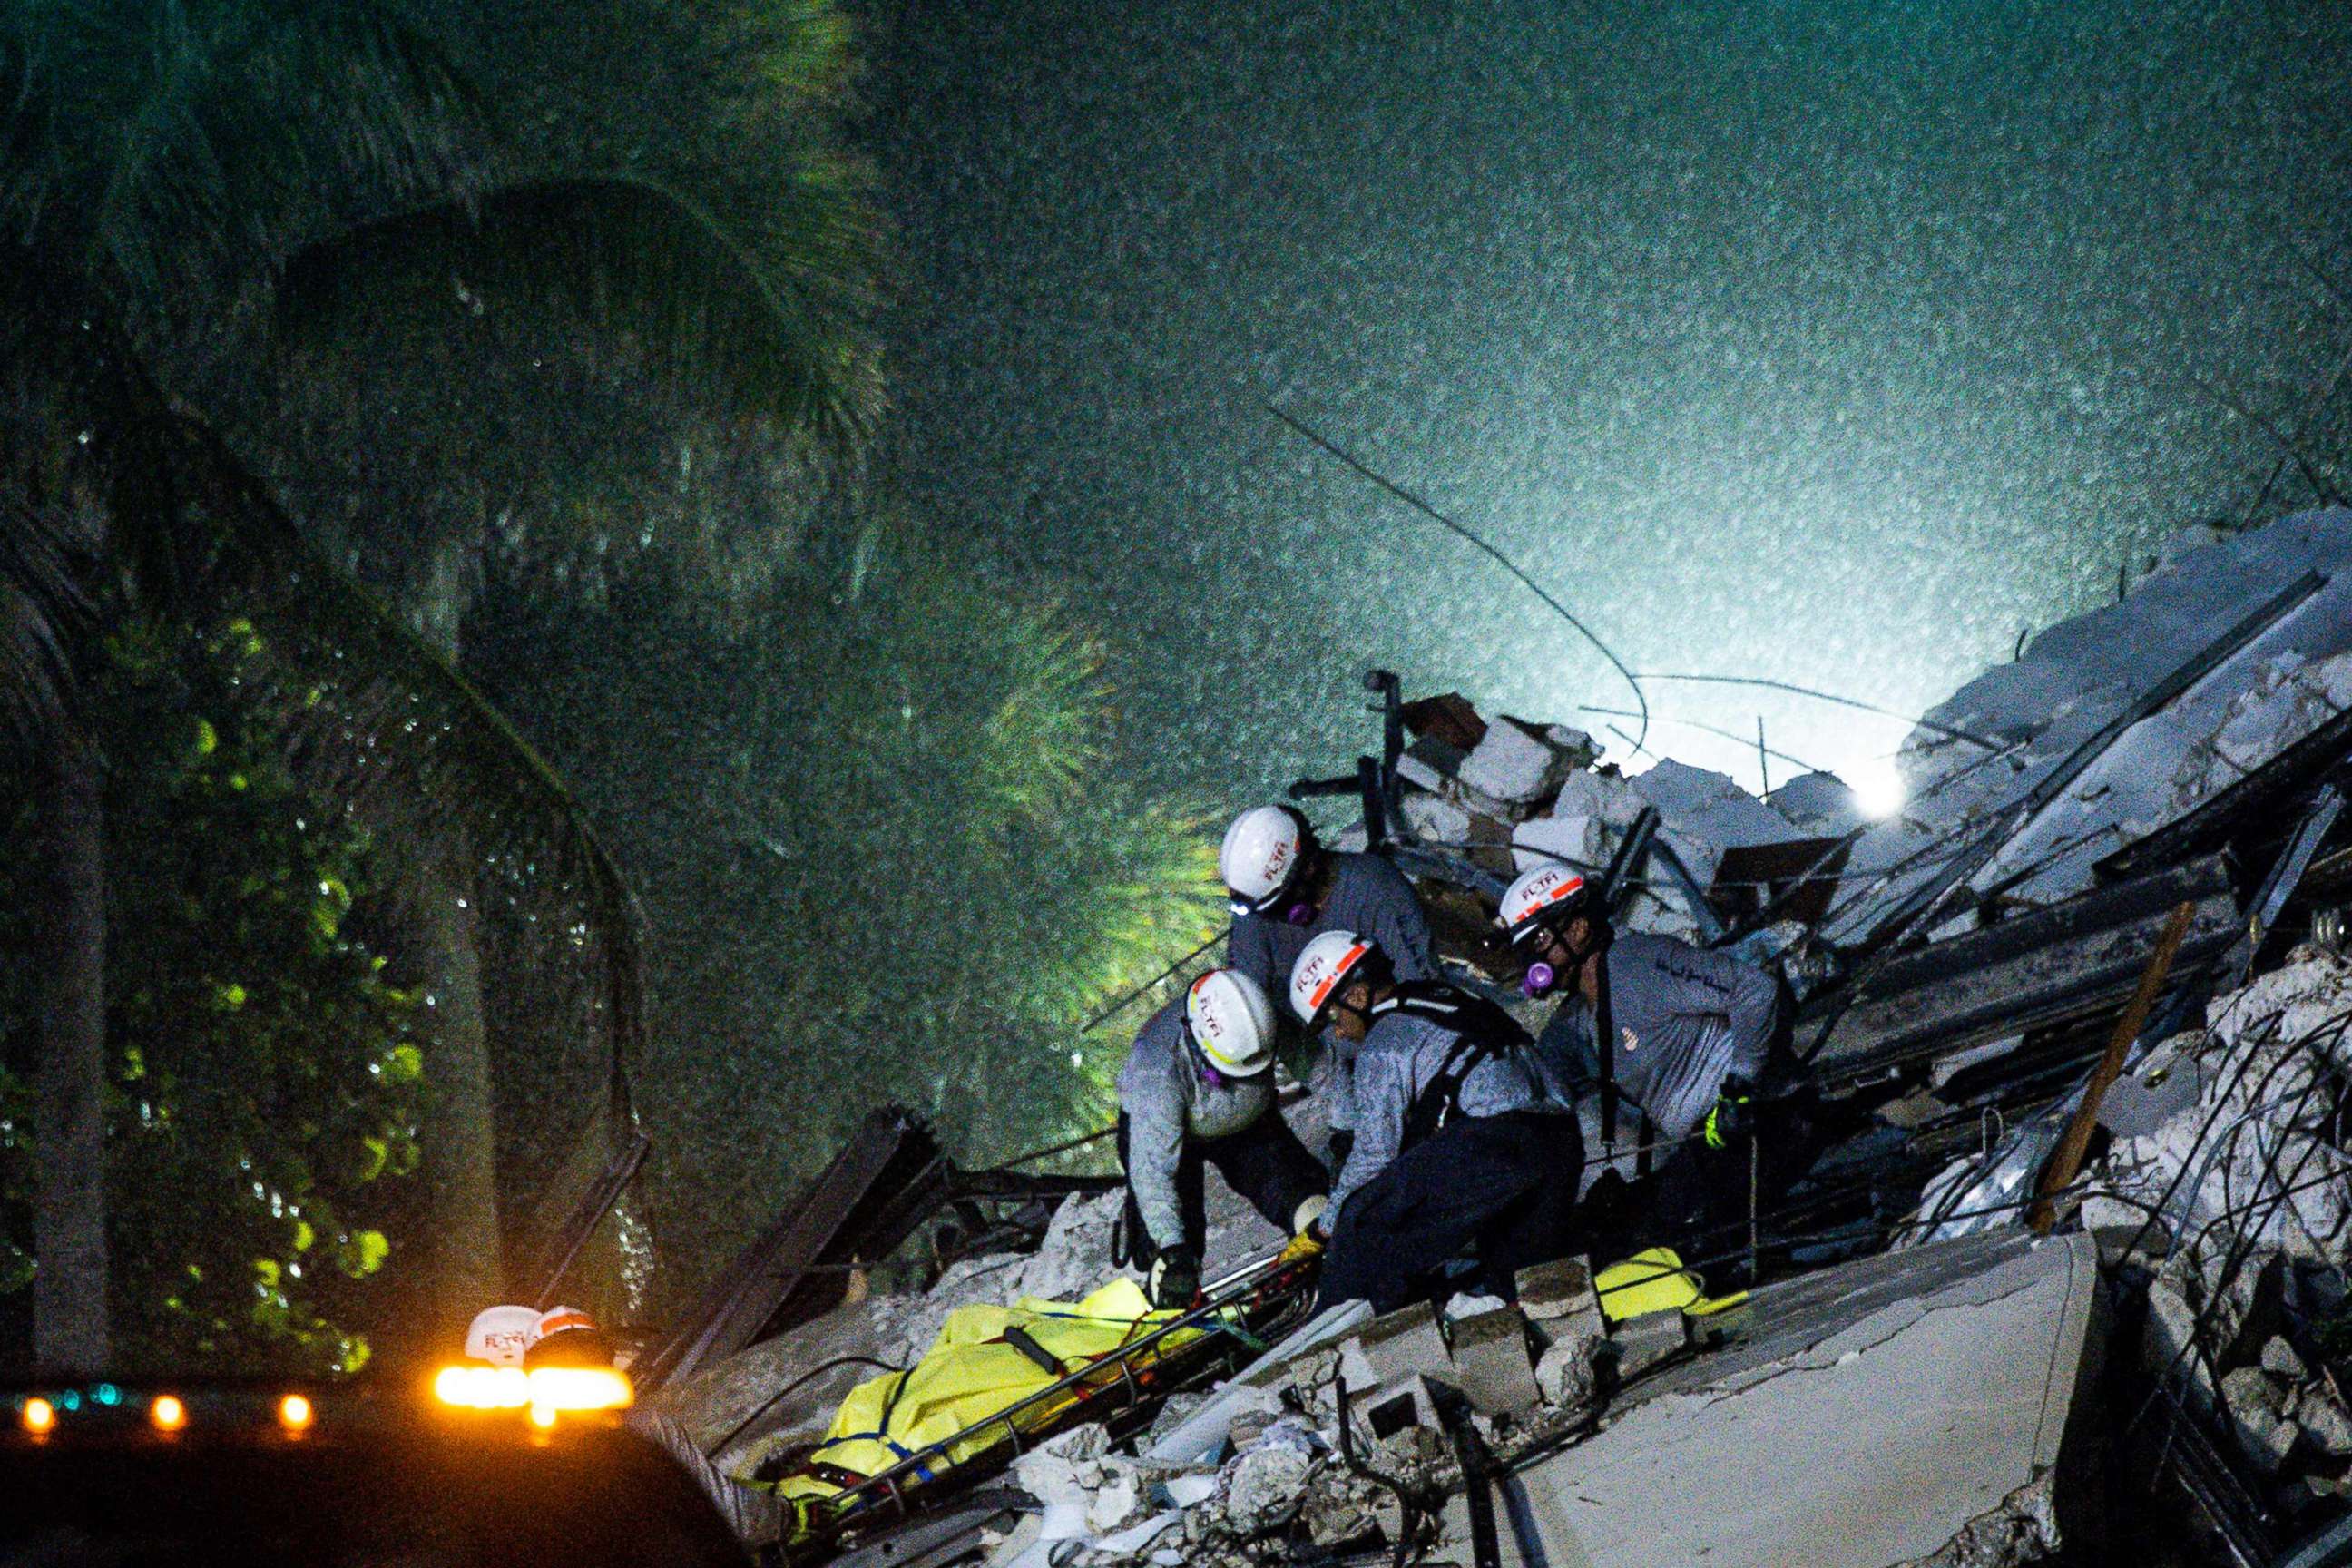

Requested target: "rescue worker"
[
  {"left": 1220, "top": 805, "right": 1437, "bottom": 1158},
  {"left": 1119, "top": 966, "right": 1330, "bottom": 1308},
  {"left": 1289, "top": 929, "right": 1580, "bottom": 1314},
  {"left": 1496, "top": 862, "right": 1812, "bottom": 1267},
  {"left": 465, "top": 1302, "right": 544, "bottom": 1367}
]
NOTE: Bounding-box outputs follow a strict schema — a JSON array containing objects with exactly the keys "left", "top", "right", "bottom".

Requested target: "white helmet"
[
  {"left": 1220, "top": 806, "right": 1308, "bottom": 916},
  {"left": 1185, "top": 968, "right": 1276, "bottom": 1077},
  {"left": 1498, "top": 863, "right": 1591, "bottom": 946},
  {"left": 465, "top": 1303, "right": 543, "bottom": 1367},
  {"left": 1289, "top": 929, "right": 1377, "bottom": 1026}
]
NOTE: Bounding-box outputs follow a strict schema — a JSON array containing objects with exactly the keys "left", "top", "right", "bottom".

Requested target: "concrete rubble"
[
  {"left": 965, "top": 1234, "right": 2105, "bottom": 1568},
  {"left": 661, "top": 509, "right": 2352, "bottom": 1564}
]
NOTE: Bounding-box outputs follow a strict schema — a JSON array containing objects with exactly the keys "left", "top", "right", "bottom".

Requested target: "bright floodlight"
[{"left": 1855, "top": 761, "right": 1906, "bottom": 820}]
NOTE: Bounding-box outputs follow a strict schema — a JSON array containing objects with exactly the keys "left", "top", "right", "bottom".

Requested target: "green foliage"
[
  {"left": 472, "top": 520, "right": 1221, "bottom": 1301},
  {"left": 0, "top": 617, "right": 429, "bottom": 1376},
  {"left": 0, "top": 0, "right": 473, "bottom": 349}
]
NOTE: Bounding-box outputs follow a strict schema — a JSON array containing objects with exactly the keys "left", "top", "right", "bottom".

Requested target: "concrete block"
[
  {"left": 1402, "top": 790, "right": 1472, "bottom": 848},
  {"left": 1515, "top": 1257, "right": 1600, "bottom": 1324},
  {"left": 1512, "top": 811, "right": 1602, "bottom": 876},
  {"left": 1448, "top": 1307, "right": 1541, "bottom": 1416},
  {"left": 1604, "top": 1309, "right": 1690, "bottom": 1383},
  {"left": 1490, "top": 1232, "right": 2112, "bottom": 1568},
  {"left": 1458, "top": 716, "right": 1568, "bottom": 806},
  {"left": 1396, "top": 735, "right": 1466, "bottom": 793},
  {"left": 1351, "top": 1374, "right": 1442, "bottom": 1444},
  {"left": 1345, "top": 1300, "right": 1449, "bottom": 1388}
]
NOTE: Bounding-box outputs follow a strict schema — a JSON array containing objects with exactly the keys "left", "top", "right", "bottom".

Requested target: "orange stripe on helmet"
[
  {"left": 535, "top": 1308, "right": 596, "bottom": 1339},
  {"left": 1307, "top": 942, "right": 1372, "bottom": 1014}
]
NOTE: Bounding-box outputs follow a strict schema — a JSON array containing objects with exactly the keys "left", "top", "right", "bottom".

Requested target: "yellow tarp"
[
  {"left": 1595, "top": 1248, "right": 1704, "bottom": 1321},
  {"left": 776, "top": 1277, "right": 1196, "bottom": 1510}
]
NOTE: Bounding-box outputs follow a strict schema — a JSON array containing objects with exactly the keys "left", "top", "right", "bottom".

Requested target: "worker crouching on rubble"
[
  {"left": 1117, "top": 967, "right": 1331, "bottom": 1308},
  {"left": 1290, "top": 929, "right": 1581, "bottom": 1314},
  {"left": 1498, "top": 863, "right": 1818, "bottom": 1273},
  {"left": 1220, "top": 805, "right": 1438, "bottom": 1166}
]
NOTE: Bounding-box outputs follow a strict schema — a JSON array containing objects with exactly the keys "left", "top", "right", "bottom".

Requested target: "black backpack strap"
[
  {"left": 1387, "top": 981, "right": 1537, "bottom": 1147},
  {"left": 1387, "top": 982, "right": 1534, "bottom": 1052},
  {"left": 1401, "top": 1033, "right": 1495, "bottom": 1149}
]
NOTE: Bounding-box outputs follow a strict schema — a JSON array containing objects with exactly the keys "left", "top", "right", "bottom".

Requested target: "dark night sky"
[{"left": 867, "top": 1, "right": 2352, "bottom": 808}]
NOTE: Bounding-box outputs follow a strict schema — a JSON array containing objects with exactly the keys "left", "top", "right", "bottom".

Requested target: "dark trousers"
[
  {"left": 1632, "top": 1090, "right": 1826, "bottom": 1284},
  {"left": 1117, "top": 1109, "right": 1328, "bottom": 1266},
  {"left": 1316, "top": 1109, "right": 1583, "bottom": 1316}
]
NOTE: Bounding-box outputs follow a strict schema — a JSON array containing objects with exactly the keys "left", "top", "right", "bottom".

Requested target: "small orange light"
[
  {"left": 278, "top": 1393, "right": 314, "bottom": 1434},
  {"left": 150, "top": 1394, "right": 188, "bottom": 1433},
  {"left": 527, "top": 1403, "right": 559, "bottom": 1430},
  {"left": 22, "top": 1397, "right": 55, "bottom": 1436}
]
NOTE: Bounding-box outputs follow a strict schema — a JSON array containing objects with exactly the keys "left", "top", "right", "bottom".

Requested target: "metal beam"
[{"left": 633, "top": 1106, "right": 938, "bottom": 1393}]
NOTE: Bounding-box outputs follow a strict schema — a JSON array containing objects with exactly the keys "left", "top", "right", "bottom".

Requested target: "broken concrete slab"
[
  {"left": 1476, "top": 1231, "right": 2106, "bottom": 1568},
  {"left": 2221, "top": 1367, "right": 2298, "bottom": 1475},
  {"left": 1828, "top": 508, "right": 2352, "bottom": 938},
  {"left": 1811, "top": 852, "right": 2239, "bottom": 1083},
  {"left": 1217, "top": 1441, "right": 1313, "bottom": 1535}
]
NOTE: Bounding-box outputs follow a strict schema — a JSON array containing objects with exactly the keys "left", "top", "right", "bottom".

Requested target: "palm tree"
[{"left": 0, "top": 0, "right": 881, "bottom": 1370}]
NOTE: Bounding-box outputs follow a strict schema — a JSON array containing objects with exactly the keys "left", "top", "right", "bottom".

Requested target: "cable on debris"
[
  {"left": 1266, "top": 402, "right": 1651, "bottom": 752},
  {"left": 1630, "top": 671, "right": 2005, "bottom": 752}
]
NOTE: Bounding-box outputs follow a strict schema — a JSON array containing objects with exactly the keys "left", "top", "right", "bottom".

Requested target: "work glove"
[
  {"left": 1148, "top": 1246, "right": 1200, "bottom": 1310},
  {"left": 1279, "top": 1196, "right": 1330, "bottom": 1264},
  {"left": 1702, "top": 1080, "right": 1756, "bottom": 1152}
]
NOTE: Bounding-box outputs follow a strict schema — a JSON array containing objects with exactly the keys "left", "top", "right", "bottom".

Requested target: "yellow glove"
[{"left": 1280, "top": 1194, "right": 1329, "bottom": 1263}]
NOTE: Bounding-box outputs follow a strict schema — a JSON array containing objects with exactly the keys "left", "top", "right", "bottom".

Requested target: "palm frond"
[
  {"left": 275, "top": 173, "right": 885, "bottom": 457},
  {"left": 23, "top": 309, "right": 654, "bottom": 1112},
  {"left": 0, "top": 491, "right": 86, "bottom": 745},
  {"left": 163, "top": 407, "right": 650, "bottom": 1105},
  {"left": 1, "top": 0, "right": 476, "bottom": 343}
]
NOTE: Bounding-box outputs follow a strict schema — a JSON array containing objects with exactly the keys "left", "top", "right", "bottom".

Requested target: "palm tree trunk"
[
  {"left": 413, "top": 543, "right": 505, "bottom": 1315},
  {"left": 418, "top": 848, "right": 504, "bottom": 1314},
  {"left": 34, "top": 723, "right": 111, "bottom": 1375}
]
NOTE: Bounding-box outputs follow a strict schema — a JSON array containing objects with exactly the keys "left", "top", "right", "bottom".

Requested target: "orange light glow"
[
  {"left": 150, "top": 1394, "right": 188, "bottom": 1433},
  {"left": 431, "top": 1363, "right": 631, "bottom": 1422},
  {"left": 278, "top": 1393, "right": 314, "bottom": 1433},
  {"left": 22, "top": 1397, "right": 55, "bottom": 1436}
]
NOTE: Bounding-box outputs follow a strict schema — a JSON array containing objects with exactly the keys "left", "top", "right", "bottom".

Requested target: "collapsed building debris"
[{"left": 630, "top": 508, "right": 2352, "bottom": 1566}]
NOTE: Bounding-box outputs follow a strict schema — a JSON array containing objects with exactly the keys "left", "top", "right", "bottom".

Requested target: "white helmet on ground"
[
  {"left": 1220, "top": 806, "right": 1308, "bottom": 916},
  {"left": 1289, "top": 929, "right": 1377, "bottom": 1026},
  {"left": 465, "top": 1303, "right": 542, "bottom": 1367},
  {"left": 1185, "top": 968, "right": 1277, "bottom": 1077},
  {"left": 1498, "top": 864, "right": 1591, "bottom": 946}
]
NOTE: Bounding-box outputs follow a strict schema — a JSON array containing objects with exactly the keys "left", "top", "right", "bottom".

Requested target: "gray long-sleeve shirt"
[
  {"left": 1118, "top": 995, "right": 1277, "bottom": 1250},
  {"left": 1327, "top": 1004, "right": 1549, "bottom": 1225},
  {"left": 1227, "top": 852, "right": 1436, "bottom": 1132},
  {"left": 1539, "top": 932, "right": 1782, "bottom": 1142}
]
